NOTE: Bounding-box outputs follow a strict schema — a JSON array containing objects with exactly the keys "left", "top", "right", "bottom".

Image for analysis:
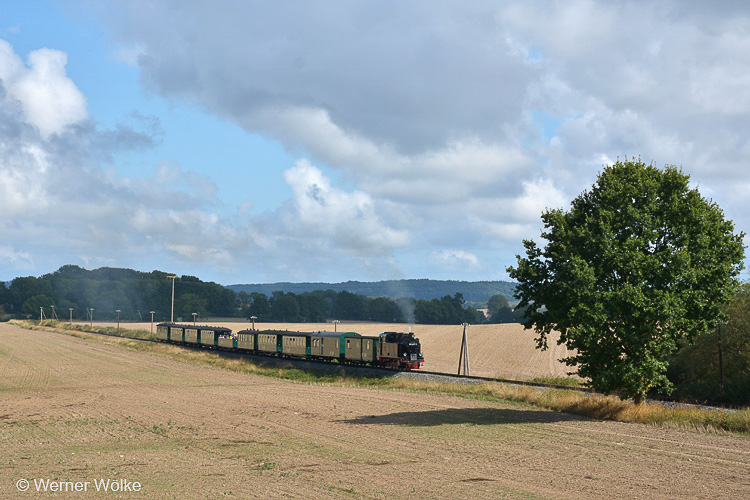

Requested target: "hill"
[{"left": 228, "top": 279, "right": 516, "bottom": 304}]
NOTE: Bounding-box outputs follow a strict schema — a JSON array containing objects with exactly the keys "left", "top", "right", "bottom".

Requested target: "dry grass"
[{"left": 12, "top": 319, "right": 750, "bottom": 435}]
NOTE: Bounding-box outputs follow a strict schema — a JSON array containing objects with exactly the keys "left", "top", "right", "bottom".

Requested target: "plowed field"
[{"left": 1, "top": 322, "right": 749, "bottom": 498}]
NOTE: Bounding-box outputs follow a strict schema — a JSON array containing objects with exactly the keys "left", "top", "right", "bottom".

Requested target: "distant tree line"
[
  {"left": 240, "top": 290, "right": 485, "bottom": 324},
  {"left": 0, "top": 266, "right": 236, "bottom": 322},
  {"left": 0, "top": 265, "right": 523, "bottom": 325},
  {"left": 228, "top": 279, "right": 517, "bottom": 303}
]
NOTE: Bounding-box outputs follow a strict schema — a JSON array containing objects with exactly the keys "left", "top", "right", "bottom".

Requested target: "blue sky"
[{"left": 1, "top": 1, "right": 750, "bottom": 285}]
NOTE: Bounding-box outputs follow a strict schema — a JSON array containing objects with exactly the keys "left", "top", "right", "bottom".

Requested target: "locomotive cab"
[{"left": 378, "top": 331, "right": 424, "bottom": 370}]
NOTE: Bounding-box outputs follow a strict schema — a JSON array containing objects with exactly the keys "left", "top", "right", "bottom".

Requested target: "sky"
[{"left": 1, "top": 0, "right": 750, "bottom": 286}]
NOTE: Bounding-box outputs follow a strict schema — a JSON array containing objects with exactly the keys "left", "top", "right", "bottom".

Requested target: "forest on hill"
[
  {"left": 228, "top": 279, "right": 517, "bottom": 304},
  {"left": 0, "top": 265, "right": 521, "bottom": 325}
]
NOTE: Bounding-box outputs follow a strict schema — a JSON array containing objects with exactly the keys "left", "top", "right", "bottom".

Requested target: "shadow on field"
[{"left": 338, "top": 407, "right": 581, "bottom": 426}]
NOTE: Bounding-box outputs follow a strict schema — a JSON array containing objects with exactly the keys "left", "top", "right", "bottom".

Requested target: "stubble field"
[{"left": 2, "top": 322, "right": 749, "bottom": 498}]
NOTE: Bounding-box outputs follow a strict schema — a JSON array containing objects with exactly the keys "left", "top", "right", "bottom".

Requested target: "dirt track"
[{"left": 1, "top": 322, "right": 749, "bottom": 498}]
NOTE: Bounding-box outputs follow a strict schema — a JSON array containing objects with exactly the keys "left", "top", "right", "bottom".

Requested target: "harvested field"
[
  {"left": 2, "top": 322, "right": 749, "bottom": 498},
  {"left": 99, "top": 321, "right": 576, "bottom": 380}
]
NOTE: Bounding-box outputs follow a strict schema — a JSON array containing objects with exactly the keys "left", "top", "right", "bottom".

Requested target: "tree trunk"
[{"left": 633, "top": 392, "right": 645, "bottom": 405}]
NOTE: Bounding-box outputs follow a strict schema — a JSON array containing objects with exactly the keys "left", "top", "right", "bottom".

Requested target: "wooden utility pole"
[{"left": 457, "top": 322, "right": 470, "bottom": 376}]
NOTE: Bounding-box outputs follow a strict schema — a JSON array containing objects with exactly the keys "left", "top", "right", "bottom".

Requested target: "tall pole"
[
  {"left": 458, "top": 323, "right": 470, "bottom": 376},
  {"left": 250, "top": 315, "right": 257, "bottom": 331},
  {"left": 718, "top": 321, "right": 726, "bottom": 401},
  {"left": 167, "top": 275, "right": 178, "bottom": 323},
  {"left": 192, "top": 312, "right": 197, "bottom": 325},
  {"left": 90, "top": 308, "right": 93, "bottom": 328},
  {"left": 69, "top": 308, "right": 73, "bottom": 325},
  {"left": 116, "top": 310, "right": 121, "bottom": 334},
  {"left": 40, "top": 306, "right": 43, "bottom": 322},
  {"left": 150, "top": 311, "right": 155, "bottom": 334}
]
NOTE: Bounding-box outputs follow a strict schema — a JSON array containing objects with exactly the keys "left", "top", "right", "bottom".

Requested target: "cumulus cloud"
[
  {"left": 430, "top": 250, "right": 480, "bottom": 269},
  {"left": 281, "top": 159, "right": 408, "bottom": 253},
  {"left": 0, "top": 40, "right": 87, "bottom": 139},
  {"left": 0, "top": 245, "right": 33, "bottom": 269}
]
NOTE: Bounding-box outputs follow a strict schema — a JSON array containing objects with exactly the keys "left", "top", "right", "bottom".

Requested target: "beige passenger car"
[
  {"left": 184, "top": 328, "right": 198, "bottom": 344},
  {"left": 237, "top": 330, "right": 255, "bottom": 350},
  {"left": 344, "top": 336, "right": 377, "bottom": 363},
  {"left": 281, "top": 333, "right": 308, "bottom": 357},
  {"left": 199, "top": 329, "right": 216, "bottom": 346},
  {"left": 257, "top": 332, "right": 281, "bottom": 354},
  {"left": 169, "top": 326, "right": 184, "bottom": 342},
  {"left": 217, "top": 336, "right": 235, "bottom": 349},
  {"left": 156, "top": 324, "right": 169, "bottom": 341}
]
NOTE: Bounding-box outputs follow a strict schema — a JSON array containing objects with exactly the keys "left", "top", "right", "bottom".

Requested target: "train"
[{"left": 155, "top": 322, "right": 425, "bottom": 370}]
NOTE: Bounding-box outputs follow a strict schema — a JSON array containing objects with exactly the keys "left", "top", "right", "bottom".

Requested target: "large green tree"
[{"left": 507, "top": 159, "right": 745, "bottom": 403}]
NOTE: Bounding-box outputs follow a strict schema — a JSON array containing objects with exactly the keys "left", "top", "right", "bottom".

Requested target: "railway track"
[{"left": 72, "top": 326, "right": 737, "bottom": 411}]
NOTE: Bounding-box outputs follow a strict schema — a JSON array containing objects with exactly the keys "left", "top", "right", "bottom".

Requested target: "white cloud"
[
  {"left": 282, "top": 159, "right": 409, "bottom": 253},
  {"left": 511, "top": 178, "right": 568, "bottom": 222},
  {"left": 430, "top": 249, "right": 480, "bottom": 269},
  {"left": 0, "top": 245, "right": 33, "bottom": 268},
  {"left": 0, "top": 40, "right": 87, "bottom": 139}
]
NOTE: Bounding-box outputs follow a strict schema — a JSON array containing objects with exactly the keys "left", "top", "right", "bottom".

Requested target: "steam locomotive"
[{"left": 156, "top": 323, "right": 424, "bottom": 370}]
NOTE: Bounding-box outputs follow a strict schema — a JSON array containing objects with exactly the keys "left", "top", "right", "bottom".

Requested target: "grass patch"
[
  {"left": 529, "top": 376, "right": 585, "bottom": 387},
  {"left": 13, "top": 320, "right": 750, "bottom": 436}
]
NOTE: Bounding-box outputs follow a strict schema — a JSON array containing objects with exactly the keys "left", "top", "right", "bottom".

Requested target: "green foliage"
[
  {"left": 485, "top": 294, "right": 525, "bottom": 323},
  {"left": 269, "top": 292, "right": 301, "bottom": 322},
  {"left": 508, "top": 159, "right": 745, "bottom": 403},
  {"left": 413, "top": 293, "right": 478, "bottom": 325},
  {"left": 177, "top": 293, "right": 208, "bottom": 321},
  {"left": 334, "top": 291, "right": 368, "bottom": 320},
  {"left": 21, "top": 294, "right": 55, "bottom": 316},
  {"left": 668, "top": 281, "right": 750, "bottom": 404}
]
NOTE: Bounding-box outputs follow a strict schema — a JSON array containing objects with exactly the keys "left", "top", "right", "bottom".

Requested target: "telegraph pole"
[
  {"left": 167, "top": 275, "right": 178, "bottom": 323},
  {"left": 457, "top": 322, "right": 470, "bottom": 376}
]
